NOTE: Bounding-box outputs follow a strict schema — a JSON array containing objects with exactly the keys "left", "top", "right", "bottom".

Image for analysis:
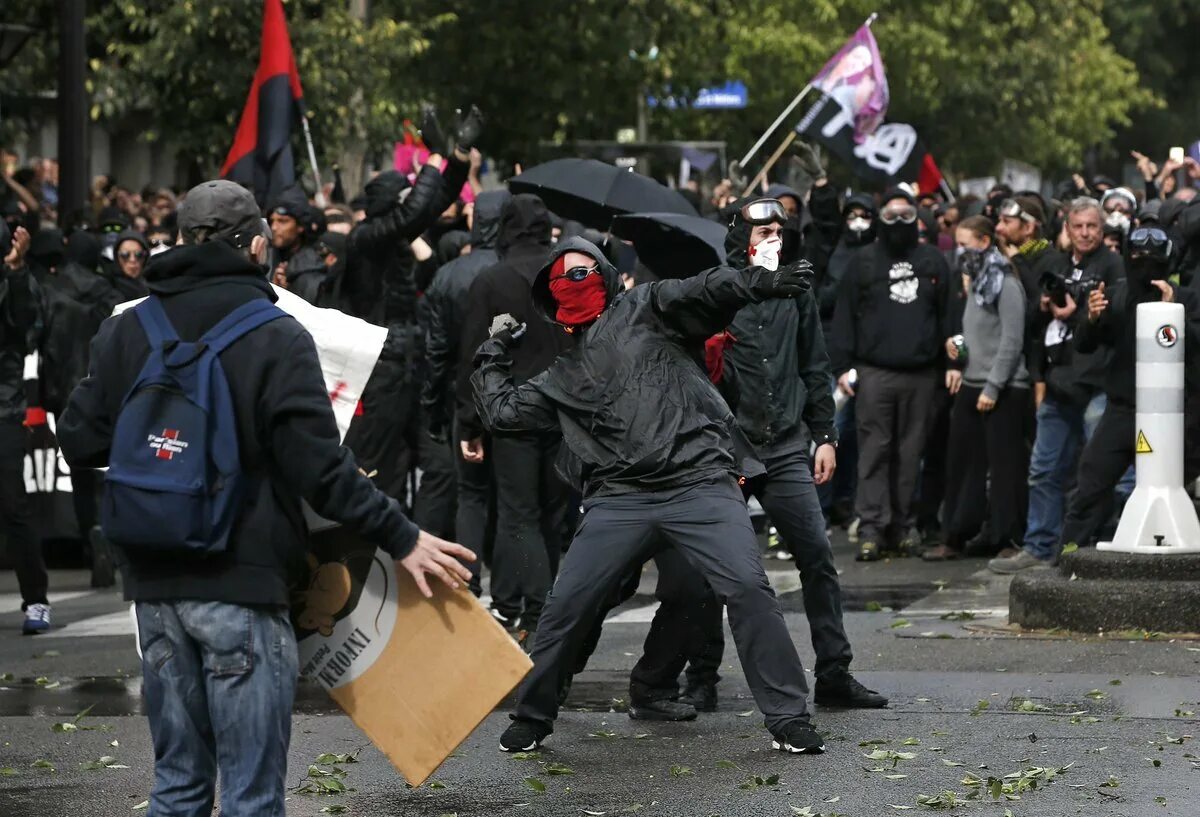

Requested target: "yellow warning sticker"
[{"left": 1136, "top": 430, "right": 1153, "bottom": 454}]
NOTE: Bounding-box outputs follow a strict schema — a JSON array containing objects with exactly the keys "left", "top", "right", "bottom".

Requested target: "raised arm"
[
  {"left": 470, "top": 332, "right": 560, "bottom": 434},
  {"left": 651, "top": 262, "right": 813, "bottom": 341}
]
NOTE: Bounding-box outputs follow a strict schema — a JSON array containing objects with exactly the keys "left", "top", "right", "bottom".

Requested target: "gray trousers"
[
  {"left": 854, "top": 365, "right": 940, "bottom": 543},
  {"left": 515, "top": 477, "right": 811, "bottom": 732}
]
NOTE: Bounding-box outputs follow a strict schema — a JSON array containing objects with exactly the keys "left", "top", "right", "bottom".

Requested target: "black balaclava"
[{"left": 878, "top": 188, "right": 919, "bottom": 256}]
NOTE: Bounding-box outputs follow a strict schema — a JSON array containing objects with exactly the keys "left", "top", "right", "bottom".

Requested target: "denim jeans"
[
  {"left": 1024, "top": 392, "right": 1106, "bottom": 560},
  {"left": 137, "top": 601, "right": 298, "bottom": 817},
  {"left": 817, "top": 379, "right": 858, "bottom": 515}
]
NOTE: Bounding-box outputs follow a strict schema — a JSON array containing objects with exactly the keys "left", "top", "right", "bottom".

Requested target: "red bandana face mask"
[{"left": 549, "top": 256, "right": 607, "bottom": 326}]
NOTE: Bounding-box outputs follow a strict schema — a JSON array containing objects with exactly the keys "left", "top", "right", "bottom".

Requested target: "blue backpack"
[{"left": 102, "top": 295, "right": 285, "bottom": 556}]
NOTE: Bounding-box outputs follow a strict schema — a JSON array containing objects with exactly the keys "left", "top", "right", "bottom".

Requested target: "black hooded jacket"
[
  {"left": 0, "top": 255, "right": 41, "bottom": 423},
  {"left": 421, "top": 190, "right": 510, "bottom": 431},
  {"left": 471, "top": 236, "right": 779, "bottom": 497},
  {"left": 38, "top": 254, "right": 120, "bottom": 415},
  {"left": 57, "top": 241, "right": 418, "bottom": 607},
  {"left": 820, "top": 192, "right": 876, "bottom": 328},
  {"left": 456, "top": 194, "right": 570, "bottom": 442},
  {"left": 723, "top": 216, "right": 836, "bottom": 448}
]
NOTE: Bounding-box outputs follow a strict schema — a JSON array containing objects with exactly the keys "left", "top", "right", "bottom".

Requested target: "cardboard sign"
[{"left": 292, "top": 525, "right": 532, "bottom": 785}]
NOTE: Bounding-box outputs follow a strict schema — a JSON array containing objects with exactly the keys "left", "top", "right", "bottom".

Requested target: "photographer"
[
  {"left": 990, "top": 198, "right": 1124, "bottom": 573},
  {"left": 1057, "top": 226, "right": 1200, "bottom": 548}
]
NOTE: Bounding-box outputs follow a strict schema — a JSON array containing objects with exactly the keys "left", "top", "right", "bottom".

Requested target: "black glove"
[
  {"left": 791, "top": 140, "right": 825, "bottom": 179},
  {"left": 750, "top": 259, "right": 814, "bottom": 298},
  {"left": 419, "top": 104, "right": 447, "bottom": 155},
  {"left": 454, "top": 105, "right": 484, "bottom": 154},
  {"left": 473, "top": 323, "right": 526, "bottom": 368}
]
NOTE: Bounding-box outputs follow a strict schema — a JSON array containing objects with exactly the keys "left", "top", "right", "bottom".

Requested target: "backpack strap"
[
  {"left": 201, "top": 298, "right": 286, "bottom": 355},
  {"left": 132, "top": 296, "right": 180, "bottom": 347}
]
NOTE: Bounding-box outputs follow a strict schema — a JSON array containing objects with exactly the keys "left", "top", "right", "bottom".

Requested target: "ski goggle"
[
  {"left": 1128, "top": 226, "right": 1172, "bottom": 257},
  {"left": 557, "top": 263, "right": 601, "bottom": 282},
  {"left": 878, "top": 203, "right": 917, "bottom": 225},
  {"left": 739, "top": 198, "right": 788, "bottom": 226},
  {"left": 998, "top": 199, "right": 1038, "bottom": 224}
]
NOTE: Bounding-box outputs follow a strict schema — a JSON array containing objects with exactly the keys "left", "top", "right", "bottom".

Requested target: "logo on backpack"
[
  {"left": 102, "top": 296, "right": 284, "bottom": 556},
  {"left": 148, "top": 428, "right": 188, "bottom": 460}
]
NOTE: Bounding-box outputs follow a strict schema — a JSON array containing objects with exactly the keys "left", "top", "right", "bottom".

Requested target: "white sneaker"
[{"left": 23, "top": 603, "right": 51, "bottom": 635}]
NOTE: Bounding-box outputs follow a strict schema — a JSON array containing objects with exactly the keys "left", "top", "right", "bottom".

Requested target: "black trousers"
[
  {"left": 943, "top": 385, "right": 1031, "bottom": 549},
  {"left": 628, "top": 439, "right": 853, "bottom": 701},
  {"left": 855, "top": 366, "right": 940, "bottom": 543},
  {"left": 915, "top": 385, "right": 953, "bottom": 533},
  {"left": 515, "top": 478, "right": 811, "bottom": 732},
  {"left": 413, "top": 428, "right": 457, "bottom": 539},
  {"left": 71, "top": 467, "right": 99, "bottom": 537},
  {"left": 0, "top": 421, "right": 45, "bottom": 608},
  {"left": 453, "top": 426, "right": 492, "bottom": 597}
]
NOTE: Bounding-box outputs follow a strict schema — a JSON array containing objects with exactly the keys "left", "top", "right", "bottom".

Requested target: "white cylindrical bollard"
[{"left": 1099, "top": 301, "right": 1200, "bottom": 553}]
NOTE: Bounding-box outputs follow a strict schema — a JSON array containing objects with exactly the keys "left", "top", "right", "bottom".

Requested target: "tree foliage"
[{"left": 0, "top": 0, "right": 1175, "bottom": 186}]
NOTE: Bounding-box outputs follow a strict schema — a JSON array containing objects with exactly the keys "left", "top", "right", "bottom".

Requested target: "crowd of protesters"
[{"left": 3, "top": 136, "right": 1200, "bottom": 638}]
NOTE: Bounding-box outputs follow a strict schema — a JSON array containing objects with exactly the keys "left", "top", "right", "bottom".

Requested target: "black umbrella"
[
  {"left": 508, "top": 158, "right": 698, "bottom": 229},
  {"left": 611, "top": 212, "right": 728, "bottom": 279}
]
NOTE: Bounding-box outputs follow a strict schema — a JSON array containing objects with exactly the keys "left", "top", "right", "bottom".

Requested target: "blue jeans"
[
  {"left": 137, "top": 601, "right": 298, "bottom": 817},
  {"left": 1024, "top": 392, "right": 1106, "bottom": 559},
  {"left": 817, "top": 383, "right": 858, "bottom": 515}
]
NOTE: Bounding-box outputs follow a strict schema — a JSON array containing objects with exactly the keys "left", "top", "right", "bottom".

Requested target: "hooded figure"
[
  {"left": 471, "top": 236, "right": 831, "bottom": 756},
  {"left": 819, "top": 192, "right": 876, "bottom": 327},
  {"left": 267, "top": 186, "right": 326, "bottom": 304}
]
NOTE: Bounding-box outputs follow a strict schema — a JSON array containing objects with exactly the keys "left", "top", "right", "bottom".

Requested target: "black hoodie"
[
  {"left": 57, "top": 240, "right": 419, "bottom": 607},
  {"left": 472, "top": 236, "right": 777, "bottom": 497},
  {"left": 455, "top": 194, "right": 570, "bottom": 441},
  {"left": 421, "top": 189, "right": 510, "bottom": 430}
]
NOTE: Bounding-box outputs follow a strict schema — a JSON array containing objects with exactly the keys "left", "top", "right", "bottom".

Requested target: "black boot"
[
  {"left": 814, "top": 671, "right": 888, "bottom": 708},
  {"left": 678, "top": 682, "right": 717, "bottom": 712},
  {"left": 628, "top": 698, "right": 698, "bottom": 721}
]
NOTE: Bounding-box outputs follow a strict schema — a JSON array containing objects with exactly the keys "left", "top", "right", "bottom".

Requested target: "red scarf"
[{"left": 549, "top": 256, "right": 606, "bottom": 326}]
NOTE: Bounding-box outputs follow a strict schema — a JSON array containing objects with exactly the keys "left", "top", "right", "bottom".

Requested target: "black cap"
[{"left": 178, "top": 180, "right": 265, "bottom": 248}]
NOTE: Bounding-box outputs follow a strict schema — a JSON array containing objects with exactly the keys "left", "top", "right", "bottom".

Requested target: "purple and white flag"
[{"left": 810, "top": 24, "right": 889, "bottom": 144}]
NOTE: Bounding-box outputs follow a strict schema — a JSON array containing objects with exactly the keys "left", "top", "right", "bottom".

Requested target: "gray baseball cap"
[{"left": 177, "top": 180, "right": 264, "bottom": 248}]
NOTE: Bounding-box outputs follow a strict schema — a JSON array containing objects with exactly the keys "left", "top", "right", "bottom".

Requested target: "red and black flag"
[{"left": 220, "top": 0, "right": 304, "bottom": 206}]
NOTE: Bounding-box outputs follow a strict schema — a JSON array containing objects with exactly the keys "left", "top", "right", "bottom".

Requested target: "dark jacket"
[
  {"left": 471, "top": 236, "right": 776, "bottom": 497},
  {"left": 38, "top": 260, "right": 116, "bottom": 414},
  {"left": 828, "top": 240, "right": 952, "bottom": 374},
  {"left": 421, "top": 189, "right": 509, "bottom": 432},
  {"left": 723, "top": 216, "right": 836, "bottom": 448},
  {"left": 1028, "top": 245, "right": 1123, "bottom": 406},
  {"left": 282, "top": 241, "right": 327, "bottom": 305},
  {"left": 1074, "top": 275, "right": 1200, "bottom": 408},
  {"left": 818, "top": 192, "right": 876, "bottom": 331},
  {"left": 0, "top": 259, "right": 41, "bottom": 423},
  {"left": 456, "top": 194, "right": 570, "bottom": 442},
  {"left": 57, "top": 241, "right": 418, "bottom": 607}
]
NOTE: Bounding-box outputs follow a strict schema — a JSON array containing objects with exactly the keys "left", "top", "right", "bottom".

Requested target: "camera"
[{"left": 1039, "top": 269, "right": 1099, "bottom": 310}]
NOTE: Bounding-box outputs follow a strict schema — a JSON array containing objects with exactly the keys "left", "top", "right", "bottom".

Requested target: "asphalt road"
[{"left": 2, "top": 533, "right": 1199, "bottom": 816}]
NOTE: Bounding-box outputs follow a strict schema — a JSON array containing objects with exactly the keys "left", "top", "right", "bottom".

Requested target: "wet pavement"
[{"left": 2, "top": 534, "right": 1199, "bottom": 815}]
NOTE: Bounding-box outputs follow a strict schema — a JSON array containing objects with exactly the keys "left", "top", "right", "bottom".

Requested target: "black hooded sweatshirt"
[
  {"left": 456, "top": 194, "right": 570, "bottom": 442},
  {"left": 422, "top": 189, "right": 510, "bottom": 431},
  {"left": 57, "top": 240, "right": 418, "bottom": 607},
  {"left": 471, "top": 236, "right": 779, "bottom": 497},
  {"left": 829, "top": 206, "right": 953, "bottom": 374},
  {"left": 723, "top": 214, "right": 836, "bottom": 448}
]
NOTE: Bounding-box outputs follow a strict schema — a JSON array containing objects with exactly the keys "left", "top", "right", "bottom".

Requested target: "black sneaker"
[
  {"left": 628, "top": 698, "right": 698, "bottom": 722},
  {"left": 815, "top": 672, "right": 888, "bottom": 708},
  {"left": 679, "top": 683, "right": 717, "bottom": 712},
  {"left": 499, "top": 718, "right": 551, "bottom": 752},
  {"left": 771, "top": 718, "right": 826, "bottom": 754}
]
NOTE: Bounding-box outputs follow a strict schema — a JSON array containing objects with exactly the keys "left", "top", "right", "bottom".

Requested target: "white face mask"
[
  {"left": 847, "top": 216, "right": 871, "bottom": 233},
  {"left": 749, "top": 235, "right": 782, "bottom": 271}
]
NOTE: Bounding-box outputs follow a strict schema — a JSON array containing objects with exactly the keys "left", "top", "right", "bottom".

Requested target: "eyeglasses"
[
  {"left": 879, "top": 203, "right": 917, "bottom": 225},
  {"left": 739, "top": 198, "right": 788, "bottom": 226},
  {"left": 999, "top": 199, "right": 1037, "bottom": 224},
  {"left": 558, "top": 263, "right": 601, "bottom": 282},
  {"left": 1128, "top": 226, "right": 1172, "bottom": 256},
  {"left": 119, "top": 250, "right": 148, "bottom": 261}
]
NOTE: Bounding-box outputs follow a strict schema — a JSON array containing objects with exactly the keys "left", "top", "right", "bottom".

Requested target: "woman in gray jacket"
[{"left": 924, "top": 215, "right": 1031, "bottom": 560}]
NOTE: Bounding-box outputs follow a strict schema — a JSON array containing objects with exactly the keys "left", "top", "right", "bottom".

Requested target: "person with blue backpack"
[{"left": 57, "top": 179, "right": 474, "bottom": 817}]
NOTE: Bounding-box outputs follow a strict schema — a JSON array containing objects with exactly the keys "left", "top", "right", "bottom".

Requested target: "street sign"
[{"left": 648, "top": 81, "right": 748, "bottom": 110}]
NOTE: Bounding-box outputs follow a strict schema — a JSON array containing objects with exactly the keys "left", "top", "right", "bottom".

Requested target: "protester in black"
[
  {"left": 829, "top": 188, "right": 952, "bottom": 561},
  {"left": 627, "top": 197, "right": 887, "bottom": 715},
  {"left": 266, "top": 186, "right": 326, "bottom": 303},
  {"left": 474, "top": 236, "right": 827, "bottom": 756},
  {"left": 57, "top": 179, "right": 473, "bottom": 816},
  {"left": 458, "top": 194, "right": 571, "bottom": 640},
  {"left": 0, "top": 223, "right": 48, "bottom": 633}
]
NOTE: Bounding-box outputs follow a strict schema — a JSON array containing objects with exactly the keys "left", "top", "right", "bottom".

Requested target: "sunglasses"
[
  {"left": 739, "top": 198, "right": 788, "bottom": 226},
  {"left": 149, "top": 238, "right": 172, "bottom": 249},
  {"left": 119, "top": 250, "right": 148, "bottom": 261},
  {"left": 879, "top": 204, "right": 917, "bottom": 225},
  {"left": 1129, "top": 226, "right": 1172, "bottom": 255},
  {"left": 999, "top": 199, "right": 1037, "bottom": 224},
  {"left": 558, "top": 263, "right": 601, "bottom": 282}
]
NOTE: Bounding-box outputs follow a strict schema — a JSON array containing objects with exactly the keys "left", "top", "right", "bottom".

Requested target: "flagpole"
[
  {"left": 939, "top": 176, "right": 957, "bottom": 203},
  {"left": 742, "top": 130, "right": 797, "bottom": 196},
  {"left": 298, "top": 102, "right": 327, "bottom": 208},
  {"left": 737, "top": 12, "right": 879, "bottom": 169}
]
